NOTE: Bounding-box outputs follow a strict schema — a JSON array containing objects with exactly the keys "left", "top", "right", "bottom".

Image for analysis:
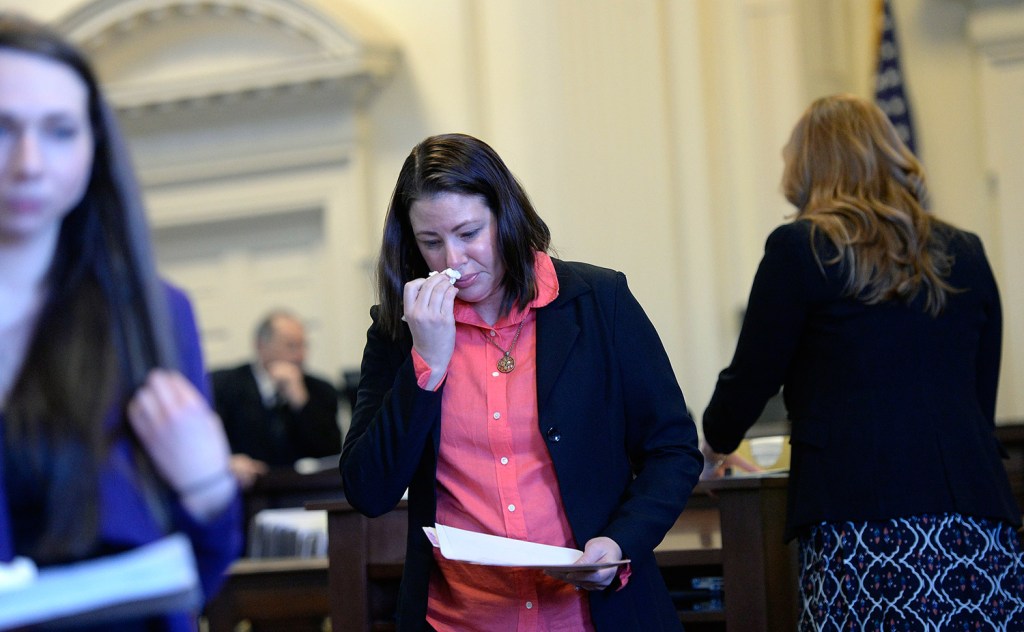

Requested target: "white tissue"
[{"left": 428, "top": 268, "right": 462, "bottom": 285}]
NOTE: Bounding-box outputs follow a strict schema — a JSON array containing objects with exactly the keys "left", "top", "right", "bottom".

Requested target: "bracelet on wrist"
[{"left": 179, "top": 469, "right": 232, "bottom": 497}]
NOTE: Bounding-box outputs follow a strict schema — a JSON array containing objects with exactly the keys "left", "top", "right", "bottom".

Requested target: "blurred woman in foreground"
[{"left": 0, "top": 13, "right": 240, "bottom": 630}]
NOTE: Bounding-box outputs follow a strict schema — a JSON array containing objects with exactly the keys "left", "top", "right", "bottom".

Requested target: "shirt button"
[
  {"left": 492, "top": 371, "right": 500, "bottom": 377},
  {"left": 508, "top": 504, "right": 516, "bottom": 512},
  {"left": 525, "top": 601, "right": 533, "bottom": 609},
  {"left": 490, "top": 330, "right": 497, "bottom": 337},
  {"left": 500, "top": 457, "right": 509, "bottom": 465},
  {"left": 493, "top": 412, "right": 501, "bottom": 420}
]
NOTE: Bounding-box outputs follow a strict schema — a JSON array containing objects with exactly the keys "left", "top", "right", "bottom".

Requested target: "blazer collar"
[{"left": 536, "top": 260, "right": 592, "bottom": 410}]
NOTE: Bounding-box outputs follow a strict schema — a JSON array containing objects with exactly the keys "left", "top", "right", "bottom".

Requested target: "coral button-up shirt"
[{"left": 413, "top": 253, "right": 593, "bottom": 632}]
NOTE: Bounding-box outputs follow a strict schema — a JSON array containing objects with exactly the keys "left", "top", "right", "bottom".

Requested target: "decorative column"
[{"left": 965, "top": 0, "right": 1024, "bottom": 419}]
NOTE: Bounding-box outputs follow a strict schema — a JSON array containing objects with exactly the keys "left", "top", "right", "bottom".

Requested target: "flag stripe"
[{"left": 874, "top": 0, "right": 918, "bottom": 155}]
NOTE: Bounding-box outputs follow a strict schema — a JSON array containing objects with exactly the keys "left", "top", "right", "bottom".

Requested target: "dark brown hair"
[
  {"left": 375, "top": 133, "right": 551, "bottom": 338},
  {"left": 781, "top": 93, "right": 956, "bottom": 315},
  {"left": 1, "top": 13, "right": 177, "bottom": 563}
]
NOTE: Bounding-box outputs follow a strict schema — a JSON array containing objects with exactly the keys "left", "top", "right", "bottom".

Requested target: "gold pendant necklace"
[{"left": 485, "top": 318, "right": 527, "bottom": 374}]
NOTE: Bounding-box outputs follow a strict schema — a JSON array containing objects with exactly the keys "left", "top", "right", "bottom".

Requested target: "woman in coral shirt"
[{"left": 341, "top": 133, "right": 701, "bottom": 631}]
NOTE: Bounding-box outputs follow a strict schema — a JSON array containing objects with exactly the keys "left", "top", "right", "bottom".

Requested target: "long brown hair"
[
  {"left": 781, "top": 93, "right": 956, "bottom": 315},
  {"left": 375, "top": 133, "right": 551, "bottom": 339},
  {"left": 1, "top": 14, "right": 177, "bottom": 563}
]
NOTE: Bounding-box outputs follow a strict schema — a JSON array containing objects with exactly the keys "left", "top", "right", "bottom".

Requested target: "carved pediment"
[{"left": 55, "top": 0, "right": 399, "bottom": 114}]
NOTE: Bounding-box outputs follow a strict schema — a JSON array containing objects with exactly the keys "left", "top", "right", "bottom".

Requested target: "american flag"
[{"left": 874, "top": 0, "right": 918, "bottom": 155}]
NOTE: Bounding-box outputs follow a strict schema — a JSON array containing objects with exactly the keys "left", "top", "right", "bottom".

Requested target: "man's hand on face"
[{"left": 266, "top": 361, "right": 309, "bottom": 409}]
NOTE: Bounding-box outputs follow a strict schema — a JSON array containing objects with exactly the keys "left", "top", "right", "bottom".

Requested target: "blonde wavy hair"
[{"left": 781, "top": 93, "right": 956, "bottom": 315}]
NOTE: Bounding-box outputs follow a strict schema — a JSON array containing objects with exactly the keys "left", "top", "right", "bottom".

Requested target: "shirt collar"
[
  {"left": 452, "top": 251, "right": 559, "bottom": 329},
  {"left": 251, "top": 362, "right": 277, "bottom": 405}
]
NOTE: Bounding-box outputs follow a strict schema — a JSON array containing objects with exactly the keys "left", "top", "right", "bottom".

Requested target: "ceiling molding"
[
  {"left": 965, "top": 1, "right": 1024, "bottom": 64},
  {"left": 139, "top": 143, "right": 351, "bottom": 188},
  {"left": 54, "top": 0, "right": 400, "bottom": 114}
]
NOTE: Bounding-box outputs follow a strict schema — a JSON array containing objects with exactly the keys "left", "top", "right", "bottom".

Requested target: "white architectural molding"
[
  {"left": 965, "top": 1, "right": 1024, "bottom": 63},
  {"left": 140, "top": 143, "right": 348, "bottom": 188},
  {"left": 53, "top": 0, "right": 399, "bottom": 114},
  {"left": 43, "top": 0, "right": 393, "bottom": 375}
]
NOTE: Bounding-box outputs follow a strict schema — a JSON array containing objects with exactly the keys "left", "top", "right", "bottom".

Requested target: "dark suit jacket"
[
  {"left": 341, "top": 259, "right": 701, "bottom": 631},
  {"left": 703, "top": 220, "right": 1020, "bottom": 541},
  {"left": 211, "top": 364, "right": 341, "bottom": 466}
]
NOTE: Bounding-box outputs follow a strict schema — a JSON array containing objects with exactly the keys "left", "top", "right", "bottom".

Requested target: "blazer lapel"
[
  {"left": 536, "top": 261, "right": 588, "bottom": 411},
  {"left": 536, "top": 306, "right": 579, "bottom": 412}
]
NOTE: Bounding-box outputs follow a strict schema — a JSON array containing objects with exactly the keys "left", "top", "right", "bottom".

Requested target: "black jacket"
[
  {"left": 341, "top": 259, "right": 701, "bottom": 631},
  {"left": 704, "top": 220, "right": 1019, "bottom": 540}
]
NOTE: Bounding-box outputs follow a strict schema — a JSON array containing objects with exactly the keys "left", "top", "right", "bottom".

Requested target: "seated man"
[{"left": 211, "top": 310, "right": 341, "bottom": 489}]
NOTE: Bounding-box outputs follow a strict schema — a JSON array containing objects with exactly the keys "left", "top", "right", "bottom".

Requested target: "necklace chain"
[{"left": 484, "top": 318, "right": 527, "bottom": 373}]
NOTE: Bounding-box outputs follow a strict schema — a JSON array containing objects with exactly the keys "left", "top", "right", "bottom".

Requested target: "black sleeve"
[
  {"left": 702, "top": 222, "right": 829, "bottom": 453},
  {"left": 339, "top": 307, "right": 443, "bottom": 517},
  {"left": 600, "top": 271, "right": 703, "bottom": 558},
  {"left": 968, "top": 234, "right": 1002, "bottom": 426}
]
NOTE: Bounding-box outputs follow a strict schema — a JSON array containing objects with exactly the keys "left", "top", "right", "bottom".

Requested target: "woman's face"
[
  {"left": 0, "top": 49, "right": 94, "bottom": 244},
  {"left": 409, "top": 192, "right": 506, "bottom": 321}
]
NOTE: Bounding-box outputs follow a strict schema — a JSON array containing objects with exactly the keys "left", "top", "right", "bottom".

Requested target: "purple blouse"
[{"left": 0, "top": 283, "right": 242, "bottom": 631}]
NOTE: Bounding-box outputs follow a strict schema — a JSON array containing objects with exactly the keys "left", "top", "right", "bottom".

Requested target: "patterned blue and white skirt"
[{"left": 798, "top": 513, "right": 1024, "bottom": 631}]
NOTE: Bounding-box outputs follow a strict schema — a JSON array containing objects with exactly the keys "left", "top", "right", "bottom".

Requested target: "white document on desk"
[{"left": 424, "top": 524, "right": 629, "bottom": 571}]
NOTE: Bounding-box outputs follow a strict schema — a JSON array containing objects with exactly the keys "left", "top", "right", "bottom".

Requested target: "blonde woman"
[{"left": 702, "top": 94, "right": 1023, "bottom": 629}]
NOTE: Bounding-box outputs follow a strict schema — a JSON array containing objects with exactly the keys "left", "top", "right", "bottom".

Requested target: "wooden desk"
[
  {"left": 306, "top": 500, "right": 407, "bottom": 632},
  {"left": 306, "top": 422, "right": 1024, "bottom": 632},
  {"left": 995, "top": 423, "right": 1024, "bottom": 513},
  {"left": 204, "top": 557, "right": 331, "bottom": 632},
  {"left": 244, "top": 467, "right": 343, "bottom": 530},
  {"left": 311, "top": 478, "right": 795, "bottom": 632},
  {"left": 202, "top": 468, "right": 344, "bottom": 631},
  {"left": 703, "top": 475, "right": 797, "bottom": 631}
]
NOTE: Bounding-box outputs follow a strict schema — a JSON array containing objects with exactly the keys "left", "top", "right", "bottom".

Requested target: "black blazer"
[
  {"left": 703, "top": 220, "right": 1020, "bottom": 540},
  {"left": 210, "top": 364, "right": 341, "bottom": 466},
  {"left": 341, "top": 259, "right": 701, "bottom": 631}
]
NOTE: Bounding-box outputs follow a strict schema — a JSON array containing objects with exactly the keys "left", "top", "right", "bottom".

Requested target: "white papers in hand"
[
  {"left": 0, "top": 557, "right": 36, "bottom": 592},
  {"left": 423, "top": 524, "right": 629, "bottom": 570},
  {"left": 0, "top": 533, "right": 201, "bottom": 629}
]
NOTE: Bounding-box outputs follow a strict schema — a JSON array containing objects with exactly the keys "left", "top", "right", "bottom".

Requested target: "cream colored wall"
[
  {"left": 966, "top": 1, "right": 1024, "bottom": 419},
  {"left": 4, "top": 0, "right": 1021, "bottom": 421},
  {"left": 325, "top": 0, "right": 811, "bottom": 415}
]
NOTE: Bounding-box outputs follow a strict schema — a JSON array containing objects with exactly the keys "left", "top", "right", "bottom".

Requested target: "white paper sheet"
[
  {"left": 423, "top": 524, "right": 629, "bottom": 570},
  {"left": 0, "top": 557, "right": 36, "bottom": 592},
  {"left": 0, "top": 533, "right": 201, "bottom": 629}
]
